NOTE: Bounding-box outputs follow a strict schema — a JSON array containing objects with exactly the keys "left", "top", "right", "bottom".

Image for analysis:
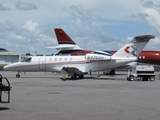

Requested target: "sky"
[{"left": 0, "top": 0, "right": 160, "bottom": 55}]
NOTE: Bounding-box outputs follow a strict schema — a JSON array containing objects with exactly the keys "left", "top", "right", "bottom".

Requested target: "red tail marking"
[
  {"left": 54, "top": 28, "right": 74, "bottom": 43},
  {"left": 124, "top": 46, "right": 130, "bottom": 53}
]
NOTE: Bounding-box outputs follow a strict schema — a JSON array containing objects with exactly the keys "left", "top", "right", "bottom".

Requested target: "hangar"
[{"left": 0, "top": 48, "right": 21, "bottom": 65}]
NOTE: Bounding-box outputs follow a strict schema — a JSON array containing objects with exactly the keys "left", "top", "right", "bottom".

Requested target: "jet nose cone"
[
  {"left": 3, "top": 64, "right": 14, "bottom": 71},
  {"left": 3, "top": 65, "right": 9, "bottom": 71},
  {"left": 3, "top": 62, "right": 21, "bottom": 71}
]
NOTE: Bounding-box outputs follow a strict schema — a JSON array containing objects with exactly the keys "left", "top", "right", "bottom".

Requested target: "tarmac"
[{"left": 1, "top": 71, "right": 160, "bottom": 120}]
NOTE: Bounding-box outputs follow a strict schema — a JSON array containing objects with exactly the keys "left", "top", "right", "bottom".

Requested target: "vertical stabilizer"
[
  {"left": 112, "top": 35, "right": 155, "bottom": 59},
  {"left": 54, "top": 28, "right": 76, "bottom": 45},
  {"left": 54, "top": 28, "right": 83, "bottom": 55}
]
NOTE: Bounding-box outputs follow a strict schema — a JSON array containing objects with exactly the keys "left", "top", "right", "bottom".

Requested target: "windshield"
[{"left": 21, "top": 57, "right": 32, "bottom": 62}]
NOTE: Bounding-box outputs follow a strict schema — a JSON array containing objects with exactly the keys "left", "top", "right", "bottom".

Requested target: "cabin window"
[
  {"left": 54, "top": 58, "right": 57, "bottom": 62},
  {"left": 49, "top": 58, "right": 52, "bottom": 62},
  {"left": 59, "top": 58, "right": 62, "bottom": 62},
  {"left": 65, "top": 58, "right": 67, "bottom": 62}
]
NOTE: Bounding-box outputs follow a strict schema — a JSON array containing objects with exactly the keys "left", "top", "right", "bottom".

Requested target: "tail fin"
[
  {"left": 112, "top": 35, "right": 155, "bottom": 58},
  {"left": 54, "top": 28, "right": 83, "bottom": 55},
  {"left": 54, "top": 28, "right": 76, "bottom": 45}
]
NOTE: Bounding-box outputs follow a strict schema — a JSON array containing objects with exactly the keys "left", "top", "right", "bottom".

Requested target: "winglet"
[{"left": 54, "top": 28, "right": 76, "bottom": 45}]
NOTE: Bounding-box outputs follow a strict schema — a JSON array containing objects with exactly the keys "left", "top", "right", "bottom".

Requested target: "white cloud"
[
  {"left": 141, "top": 8, "right": 160, "bottom": 34},
  {"left": 10, "top": 34, "right": 27, "bottom": 42},
  {"left": 22, "top": 20, "right": 56, "bottom": 45},
  {"left": 142, "top": 8, "right": 160, "bottom": 25},
  {"left": 128, "top": 1, "right": 160, "bottom": 50},
  {"left": 23, "top": 20, "right": 39, "bottom": 32},
  {"left": 68, "top": 5, "right": 115, "bottom": 44},
  {"left": 76, "top": 18, "right": 81, "bottom": 25}
]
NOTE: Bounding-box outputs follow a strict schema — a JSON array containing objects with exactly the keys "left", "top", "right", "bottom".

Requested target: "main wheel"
[
  {"left": 109, "top": 69, "right": 115, "bottom": 75},
  {"left": 71, "top": 74, "right": 77, "bottom": 79},
  {"left": 78, "top": 74, "right": 84, "bottom": 79}
]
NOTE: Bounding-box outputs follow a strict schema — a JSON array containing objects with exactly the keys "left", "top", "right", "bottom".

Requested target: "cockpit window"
[{"left": 21, "top": 57, "right": 32, "bottom": 62}]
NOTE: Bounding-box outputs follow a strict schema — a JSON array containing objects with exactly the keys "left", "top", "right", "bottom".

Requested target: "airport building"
[{"left": 0, "top": 48, "right": 21, "bottom": 65}]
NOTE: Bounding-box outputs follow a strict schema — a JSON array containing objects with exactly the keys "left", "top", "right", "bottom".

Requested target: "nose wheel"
[{"left": 16, "top": 73, "right": 20, "bottom": 78}]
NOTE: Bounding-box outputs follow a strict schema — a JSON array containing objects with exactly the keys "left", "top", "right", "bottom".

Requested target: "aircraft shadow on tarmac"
[
  {"left": 9, "top": 72, "right": 147, "bottom": 81},
  {"left": 60, "top": 74, "right": 127, "bottom": 81}
]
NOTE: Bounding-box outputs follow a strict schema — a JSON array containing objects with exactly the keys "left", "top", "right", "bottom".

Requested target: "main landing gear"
[
  {"left": 109, "top": 69, "right": 115, "bottom": 75},
  {"left": 103, "top": 69, "right": 115, "bottom": 75},
  {"left": 71, "top": 74, "right": 84, "bottom": 79}
]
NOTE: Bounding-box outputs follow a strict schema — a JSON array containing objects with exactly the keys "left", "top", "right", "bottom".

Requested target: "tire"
[
  {"left": 129, "top": 75, "right": 134, "bottom": 81},
  {"left": 148, "top": 76, "right": 155, "bottom": 81},
  {"left": 109, "top": 70, "right": 115, "bottom": 75},
  {"left": 78, "top": 74, "right": 84, "bottom": 79},
  {"left": 16, "top": 74, "right": 20, "bottom": 78},
  {"left": 139, "top": 77, "right": 143, "bottom": 81},
  {"left": 71, "top": 74, "right": 77, "bottom": 79}
]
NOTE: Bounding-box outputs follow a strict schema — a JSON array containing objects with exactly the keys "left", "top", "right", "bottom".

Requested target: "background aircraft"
[
  {"left": 54, "top": 28, "right": 160, "bottom": 74},
  {"left": 3, "top": 34, "right": 154, "bottom": 78}
]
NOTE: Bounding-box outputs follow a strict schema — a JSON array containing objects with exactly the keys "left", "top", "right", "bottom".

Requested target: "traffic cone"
[
  {"left": 62, "top": 73, "right": 66, "bottom": 81},
  {"left": 97, "top": 71, "right": 100, "bottom": 77}
]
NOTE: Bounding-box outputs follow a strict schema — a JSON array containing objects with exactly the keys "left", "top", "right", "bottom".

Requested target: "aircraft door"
[{"left": 39, "top": 57, "right": 46, "bottom": 70}]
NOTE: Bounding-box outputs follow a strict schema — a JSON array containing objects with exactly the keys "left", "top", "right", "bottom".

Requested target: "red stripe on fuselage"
[{"left": 9, "top": 58, "right": 134, "bottom": 70}]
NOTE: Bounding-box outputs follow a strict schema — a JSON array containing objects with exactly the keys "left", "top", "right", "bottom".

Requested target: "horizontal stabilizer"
[{"left": 46, "top": 44, "right": 77, "bottom": 50}]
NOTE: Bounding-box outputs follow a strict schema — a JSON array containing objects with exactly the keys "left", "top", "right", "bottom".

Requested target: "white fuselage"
[{"left": 4, "top": 54, "right": 136, "bottom": 73}]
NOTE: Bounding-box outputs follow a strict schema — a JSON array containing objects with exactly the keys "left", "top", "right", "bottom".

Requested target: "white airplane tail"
[{"left": 112, "top": 35, "right": 155, "bottom": 59}]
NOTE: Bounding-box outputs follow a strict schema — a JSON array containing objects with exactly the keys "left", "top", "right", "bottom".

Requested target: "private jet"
[{"left": 3, "top": 34, "right": 155, "bottom": 78}]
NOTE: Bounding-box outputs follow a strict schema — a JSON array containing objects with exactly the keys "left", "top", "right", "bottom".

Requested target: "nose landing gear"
[{"left": 16, "top": 73, "right": 20, "bottom": 78}]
